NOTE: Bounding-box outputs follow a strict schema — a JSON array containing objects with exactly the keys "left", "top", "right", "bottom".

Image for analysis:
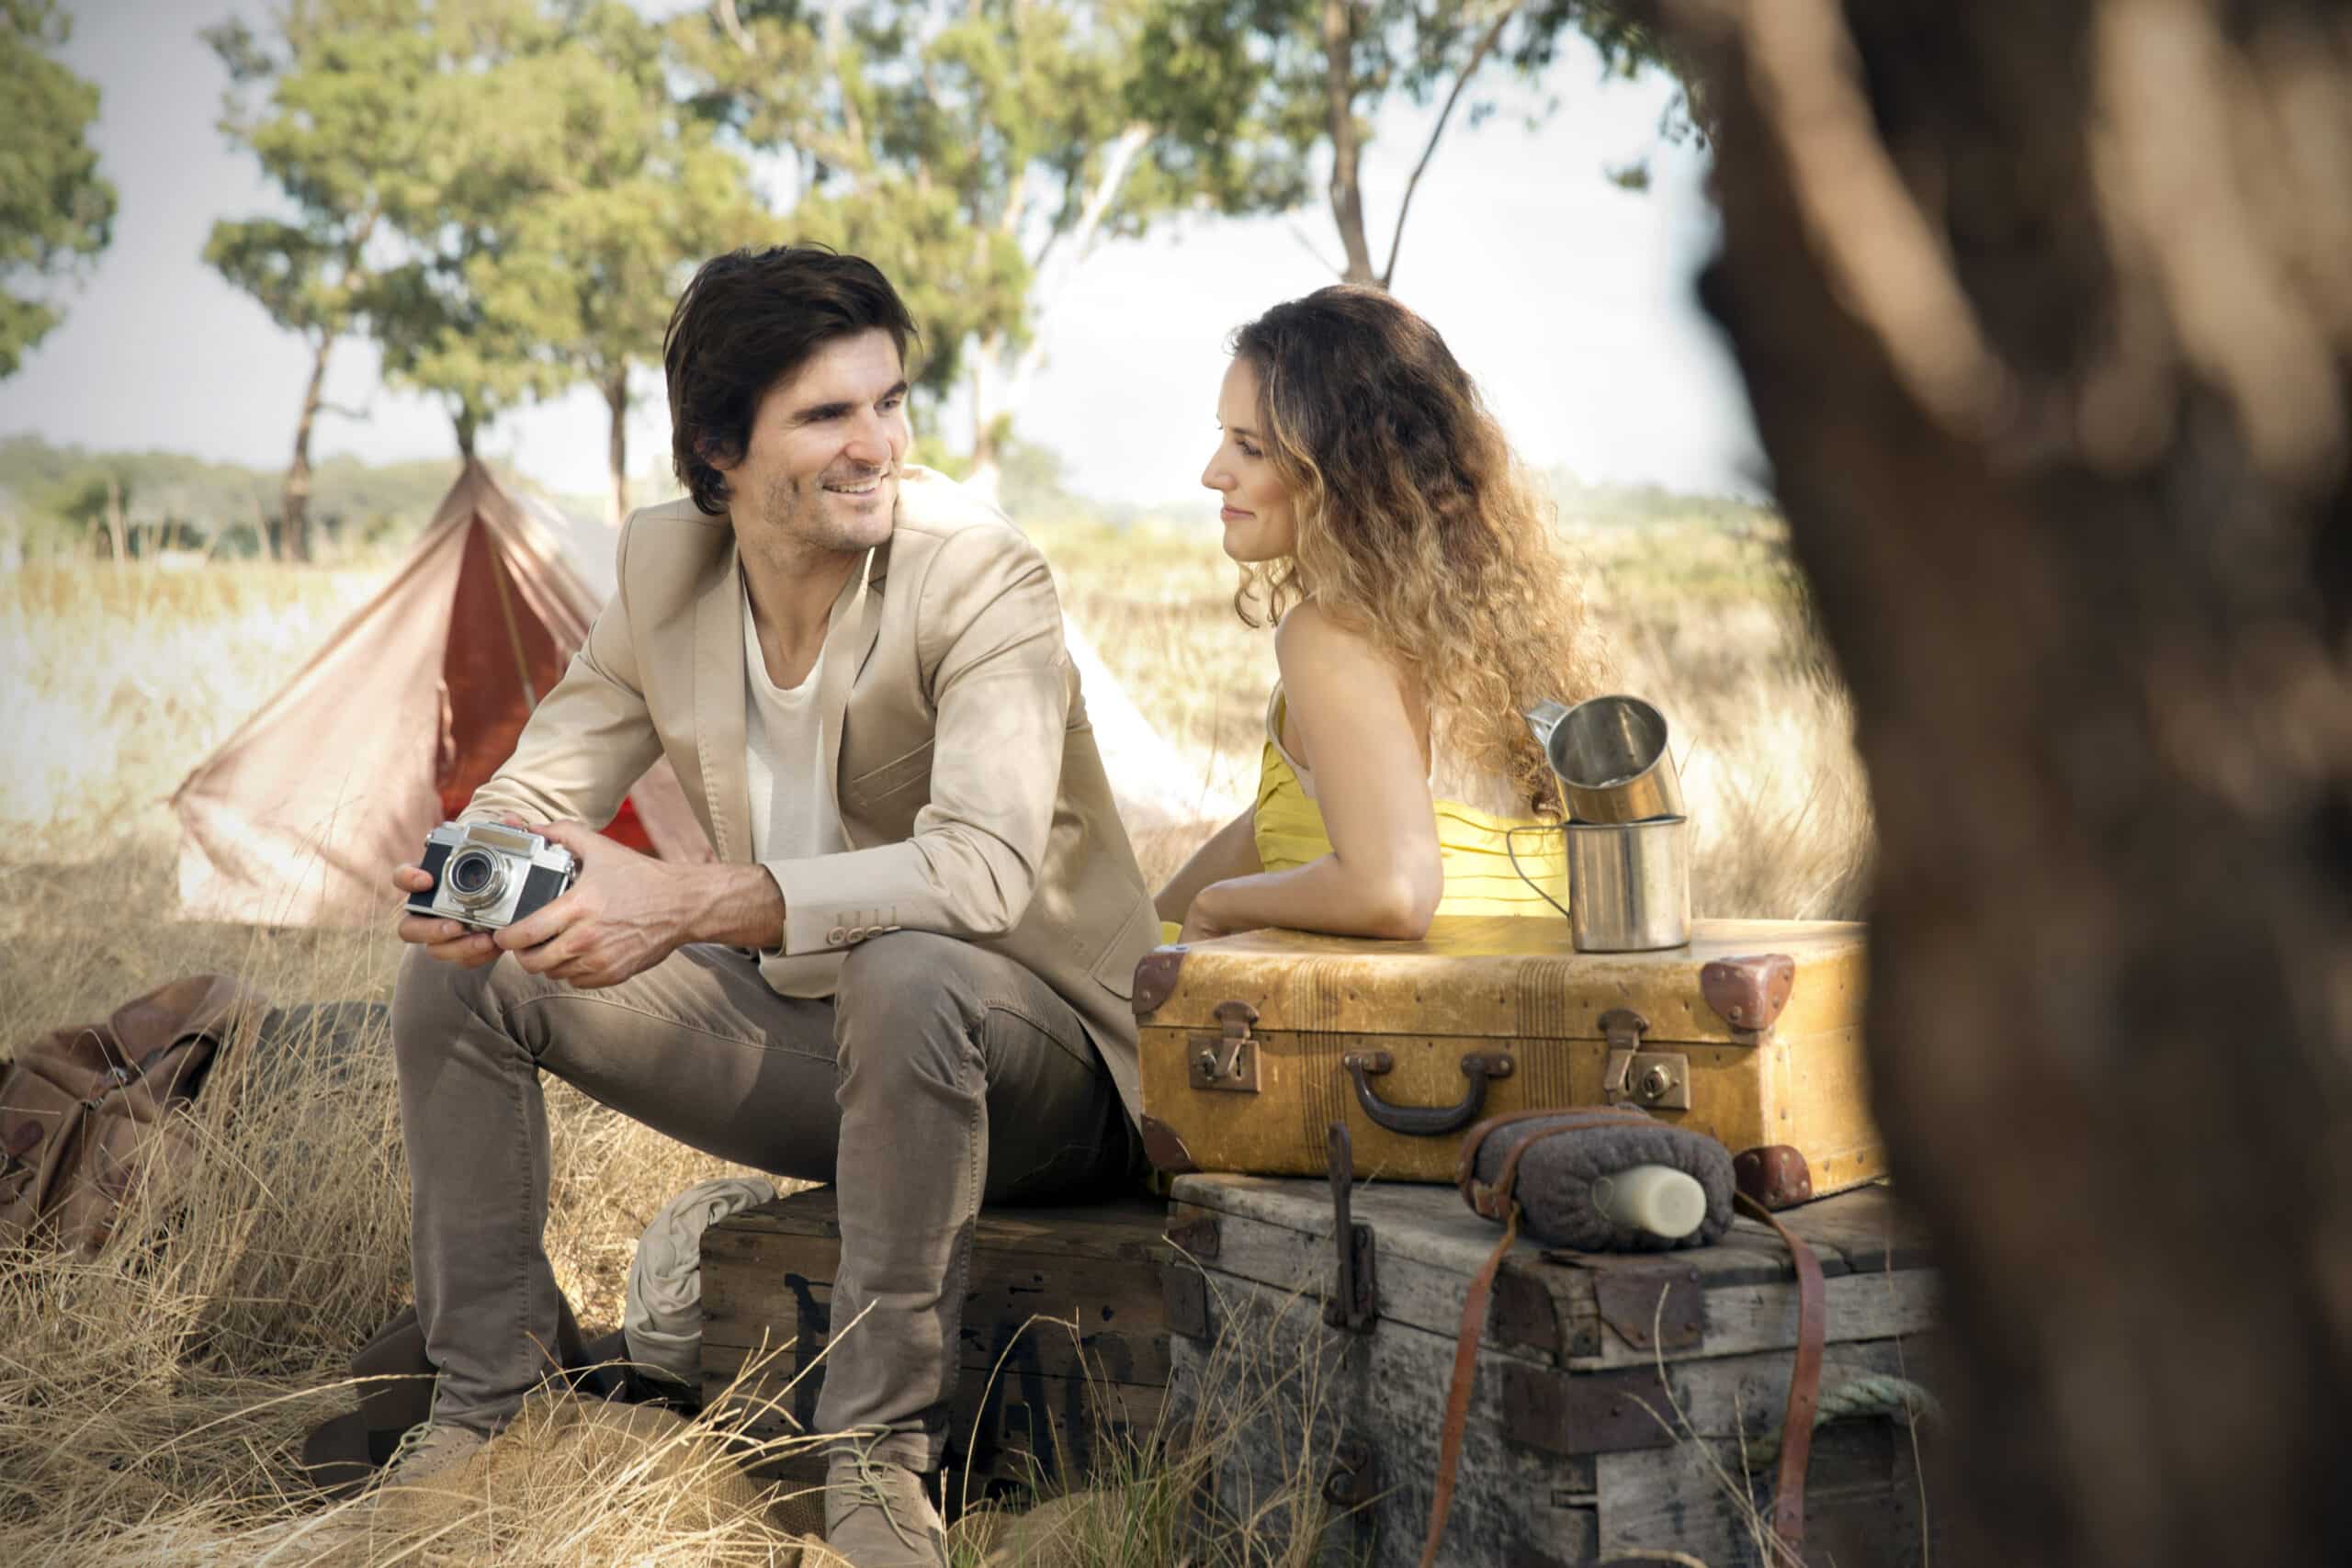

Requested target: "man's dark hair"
[{"left": 663, "top": 245, "right": 920, "bottom": 517}]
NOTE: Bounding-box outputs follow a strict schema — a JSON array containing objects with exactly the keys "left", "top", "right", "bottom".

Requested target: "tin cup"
[
  {"left": 1502, "top": 816, "right": 1692, "bottom": 953},
  {"left": 1565, "top": 817, "right": 1691, "bottom": 951},
  {"left": 1523, "top": 694, "right": 1686, "bottom": 824}
]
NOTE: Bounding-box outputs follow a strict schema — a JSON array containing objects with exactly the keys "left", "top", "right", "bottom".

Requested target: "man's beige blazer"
[{"left": 464, "top": 467, "right": 1159, "bottom": 1122}]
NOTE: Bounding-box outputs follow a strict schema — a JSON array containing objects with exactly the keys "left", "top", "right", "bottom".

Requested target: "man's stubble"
[{"left": 743, "top": 468, "right": 895, "bottom": 571}]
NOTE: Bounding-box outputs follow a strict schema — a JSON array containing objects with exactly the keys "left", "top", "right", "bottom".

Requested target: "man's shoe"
[
  {"left": 377, "top": 1420, "right": 489, "bottom": 1490},
  {"left": 823, "top": 1450, "right": 948, "bottom": 1568}
]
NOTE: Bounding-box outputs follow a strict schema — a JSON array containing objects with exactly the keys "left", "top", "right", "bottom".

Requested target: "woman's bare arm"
[
  {"left": 1184, "top": 604, "right": 1444, "bottom": 942},
  {"left": 1153, "top": 805, "right": 1263, "bottom": 927}
]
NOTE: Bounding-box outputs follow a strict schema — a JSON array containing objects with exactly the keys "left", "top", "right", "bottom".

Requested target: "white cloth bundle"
[{"left": 622, "top": 1176, "right": 779, "bottom": 1386}]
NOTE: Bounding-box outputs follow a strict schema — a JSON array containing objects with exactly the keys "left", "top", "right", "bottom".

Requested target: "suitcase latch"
[
  {"left": 1600, "top": 1008, "right": 1691, "bottom": 1111},
  {"left": 1187, "top": 999, "right": 1261, "bottom": 1093}
]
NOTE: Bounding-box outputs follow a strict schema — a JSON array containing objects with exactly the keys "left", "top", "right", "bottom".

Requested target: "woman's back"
[{"left": 1253, "top": 681, "right": 1568, "bottom": 917}]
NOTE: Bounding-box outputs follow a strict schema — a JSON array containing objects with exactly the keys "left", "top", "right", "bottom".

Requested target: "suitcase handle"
[{"left": 1342, "top": 1052, "right": 1515, "bottom": 1136}]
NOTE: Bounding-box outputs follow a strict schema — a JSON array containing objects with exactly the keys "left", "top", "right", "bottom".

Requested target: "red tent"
[{"left": 173, "top": 459, "right": 710, "bottom": 927}]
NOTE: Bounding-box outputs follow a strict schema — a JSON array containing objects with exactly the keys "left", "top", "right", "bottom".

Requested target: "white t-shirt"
[{"left": 743, "top": 577, "right": 847, "bottom": 998}]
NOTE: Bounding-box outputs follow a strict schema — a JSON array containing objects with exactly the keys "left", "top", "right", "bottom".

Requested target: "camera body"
[{"left": 407, "top": 821, "right": 580, "bottom": 931}]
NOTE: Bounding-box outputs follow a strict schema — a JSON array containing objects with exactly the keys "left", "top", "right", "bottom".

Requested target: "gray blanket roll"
[{"left": 1465, "top": 1111, "right": 1736, "bottom": 1252}]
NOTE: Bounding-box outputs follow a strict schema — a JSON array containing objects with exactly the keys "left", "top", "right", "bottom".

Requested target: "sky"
[{"left": 0, "top": 0, "right": 1767, "bottom": 513}]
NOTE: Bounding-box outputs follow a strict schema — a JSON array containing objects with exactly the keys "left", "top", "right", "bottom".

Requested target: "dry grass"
[{"left": 0, "top": 507, "right": 1869, "bottom": 1565}]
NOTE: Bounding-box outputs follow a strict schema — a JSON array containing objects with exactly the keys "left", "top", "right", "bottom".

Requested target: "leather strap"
[
  {"left": 1737, "top": 1191, "right": 1826, "bottom": 1550},
  {"left": 1455, "top": 1106, "right": 1584, "bottom": 1190},
  {"left": 1419, "top": 1200, "right": 1520, "bottom": 1568},
  {"left": 1458, "top": 1109, "right": 1658, "bottom": 1219}
]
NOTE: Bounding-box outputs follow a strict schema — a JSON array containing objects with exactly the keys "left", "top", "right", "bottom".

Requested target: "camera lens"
[{"left": 446, "top": 848, "right": 507, "bottom": 908}]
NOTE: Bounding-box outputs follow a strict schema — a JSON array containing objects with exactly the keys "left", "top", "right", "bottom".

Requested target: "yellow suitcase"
[{"left": 1134, "top": 916, "right": 1881, "bottom": 1201}]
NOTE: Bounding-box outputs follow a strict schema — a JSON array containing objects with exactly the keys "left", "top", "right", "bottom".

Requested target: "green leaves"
[
  {"left": 0, "top": 0, "right": 118, "bottom": 378},
  {"left": 1133, "top": 0, "right": 1685, "bottom": 286},
  {"left": 210, "top": 0, "right": 763, "bottom": 484}
]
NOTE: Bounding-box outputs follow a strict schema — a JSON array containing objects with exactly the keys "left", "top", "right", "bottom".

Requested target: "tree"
[
  {"left": 423, "top": 2, "right": 765, "bottom": 523},
  {"left": 1661, "top": 0, "right": 2352, "bottom": 1563},
  {"left": 677, "top": 0, "right": 1297, "bottom": 498},
  {"left": 204, "top": 3, "right": 447, "bottom": 561},
  {"left": 1136, "top": 0, "right": 1677, "bottom": 288},
  {"left": 0, "top": 0, "right": 117, "bottom": 378}
]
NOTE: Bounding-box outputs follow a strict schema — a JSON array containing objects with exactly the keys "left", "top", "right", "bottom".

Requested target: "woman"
[{"left": 1156, "top": 285, "right": 1611, "bottom": 946}]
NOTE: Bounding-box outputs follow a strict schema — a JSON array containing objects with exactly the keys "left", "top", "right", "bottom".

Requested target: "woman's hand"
[{"left": 1177, "top": 881, "right": 1255, "bottom": 945}]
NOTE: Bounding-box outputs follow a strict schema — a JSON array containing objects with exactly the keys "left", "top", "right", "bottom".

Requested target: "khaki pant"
[{"left": 390, "top": 931, "right": 1135, "bottom": 1472}]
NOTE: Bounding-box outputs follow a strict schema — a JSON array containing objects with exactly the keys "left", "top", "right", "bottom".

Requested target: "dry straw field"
[{"left": 0, "top": 503, "right": 1868, "bottom": 1565}]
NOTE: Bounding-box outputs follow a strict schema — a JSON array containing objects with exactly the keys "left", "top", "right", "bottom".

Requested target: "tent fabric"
[{"left": 172, "top": 460, "right": 710, "bottom": 928}]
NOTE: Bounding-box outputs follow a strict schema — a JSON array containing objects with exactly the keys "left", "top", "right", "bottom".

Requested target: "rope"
[{"left": 1740, "top": 1374, "right": 1940, "bottom": 1469}]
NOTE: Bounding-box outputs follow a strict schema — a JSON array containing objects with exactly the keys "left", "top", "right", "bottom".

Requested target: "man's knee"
[
  {"left": 390, "top": 944, "right": 541, "bottom": 1064},
  {"left": 832, "top": 940, "right": 988, "bottom": 1010},
  {"left": 835, "top": 932, "right": 991, "bottom": 1075}
]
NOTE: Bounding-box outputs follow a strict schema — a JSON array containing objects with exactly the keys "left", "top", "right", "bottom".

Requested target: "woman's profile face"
[{"left": 1201, "top": 356, "right": 1298, "bottom": 563}]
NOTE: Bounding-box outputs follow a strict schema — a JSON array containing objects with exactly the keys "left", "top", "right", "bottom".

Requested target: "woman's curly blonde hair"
[{"left": 1229, "top": 286, "right": 1611, "bottom": 811}]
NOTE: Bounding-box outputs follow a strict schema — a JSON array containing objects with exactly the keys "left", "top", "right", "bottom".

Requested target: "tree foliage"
[
  {"left": 410, "top": 1, "right": 766, "bottom": 518},
  {"left": 0, "top": 0, "right": 118, "bottom": 378},
  {"left": 1133, "top": 0, "right": 1682, "bottom": 287},
  {"left": 674, "top": 0, "right": 1298, "bottom": 487},
  {"left": 209, "top": 2, "right": 763, "bottom": 525},
  {"left": 204, "top": 1, "right": 468, "bottom": 555}
]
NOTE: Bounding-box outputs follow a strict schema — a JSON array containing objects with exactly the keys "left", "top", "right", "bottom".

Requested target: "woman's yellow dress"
[{"left": 1161, "top": 685, "right": 1569, "bottom": 943}]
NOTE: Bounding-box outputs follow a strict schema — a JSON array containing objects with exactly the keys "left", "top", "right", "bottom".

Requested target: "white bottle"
[{"left": 1590, "top": 1164, "right": 1708, "bottom": 1241}]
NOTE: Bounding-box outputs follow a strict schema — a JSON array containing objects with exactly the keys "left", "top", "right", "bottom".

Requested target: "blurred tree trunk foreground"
[{"left": 1665, "top": 1, "right": 2352, "bottom": 1563}]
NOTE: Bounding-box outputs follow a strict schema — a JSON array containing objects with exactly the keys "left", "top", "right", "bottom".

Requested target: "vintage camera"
[{"left": 407, "top": 821, "right": 580, "bottom": 931}]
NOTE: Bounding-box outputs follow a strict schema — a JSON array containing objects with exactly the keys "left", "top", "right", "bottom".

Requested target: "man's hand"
[
  {"left": 390, "top": 814, "right": 526, "bottom": 969},
  {"left": 490, "top": 821, "right": 694, "bottom": 989}
]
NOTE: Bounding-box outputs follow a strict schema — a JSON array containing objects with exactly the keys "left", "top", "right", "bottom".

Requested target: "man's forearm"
[{"left": 681, "top": 863, "right": 788, "bottom": 949}]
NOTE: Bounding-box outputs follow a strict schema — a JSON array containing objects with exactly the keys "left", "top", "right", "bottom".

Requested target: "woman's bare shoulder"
[{"left": 1272, "top": 598, "right": 1380, "bottom": 668}]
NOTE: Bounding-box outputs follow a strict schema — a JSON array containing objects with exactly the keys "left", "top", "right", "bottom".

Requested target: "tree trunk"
[
  {"left": 1321, "top": 0, "right": 1376, "bottom": 285},
  {"left": 282, "top": 332, "right": 332, "bottom": 565},
  {"left": 604, "top": 368, "right": 629, "bottom": 525},
  {"left": 966, "top": 343, "right": 1002, "bottom": 507},
  {"left": 1665, "top": 1, "right": 2352, "bottom": 1564},
  {"left": 103, "top": 473, "right": 126, "bottom": 568},
  {"left": 454, "top": 405, "right": 479, "bottom": 461}
]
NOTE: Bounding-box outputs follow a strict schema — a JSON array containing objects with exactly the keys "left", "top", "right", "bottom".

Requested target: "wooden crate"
[
  {"left": 1163, "top": 1173, "right": 1943, "bottom": 1567},
  {"left": 698, "top": 1185, "right": 1175, "bottom": 1510}
]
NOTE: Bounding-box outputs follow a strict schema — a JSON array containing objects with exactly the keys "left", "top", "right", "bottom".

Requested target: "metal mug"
[
  {"left": 1501, "top": 816, "right": 1693, "bottom": 953},
  {"left": 1522, "top": 694, "right": 1687, "bottom": 824},
  {"left": 1565, "top": 817, "right": 1691, "bottom": 952}
]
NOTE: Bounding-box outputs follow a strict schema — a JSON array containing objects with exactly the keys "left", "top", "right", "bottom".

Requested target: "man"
[{"left": 385, "top": 246, "right": 1159, "bottom": 1568}]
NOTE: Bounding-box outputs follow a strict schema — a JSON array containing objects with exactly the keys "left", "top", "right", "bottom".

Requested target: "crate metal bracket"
[{"left": 1323, "top": 1122, "right": 1379, "bottom": 1331}]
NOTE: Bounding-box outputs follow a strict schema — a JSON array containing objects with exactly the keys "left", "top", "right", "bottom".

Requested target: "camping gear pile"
[{"left": 1114, "top": 694, "right": 1938, "bottom": 1566}]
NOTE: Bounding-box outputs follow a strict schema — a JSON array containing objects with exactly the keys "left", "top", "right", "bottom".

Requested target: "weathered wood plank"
[
  {"left": 1179, "top": 1175, "right": 1858, "bottom": 1280},
  {"left": 701, "top": 1245, "right": 1171, "bottom": 1383},
  {"left": 1173, "top": 1175, "right": 1924, "bottom": 1370},
  {"left": 1175, "top": 1268, "right": 1942, "bottom": 1568},
  {"left": 1170, "top": 1188, "right": 1597, "bottom": 1368},
  {"left": 714, "top": 1187, "right": 1172, "bottom": 1262},
  {"left": 1579, "top": 1269, "right": 1939, "bottom": 1371},
  {"left": 1168, "top": 1270, "right": 1600, "bottom": 1568},
  {"left": 1596, "top": 1410, "right": 1935, "bottom": 1568},
  {"left": 1776, "top": 1181, "right": 1937, "bottom": 1275}
]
